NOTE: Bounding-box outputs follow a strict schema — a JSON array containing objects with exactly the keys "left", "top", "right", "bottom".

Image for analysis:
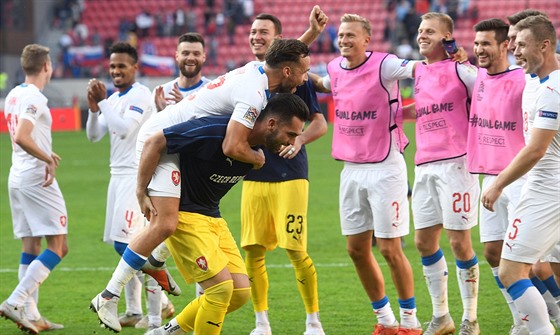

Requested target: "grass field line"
[{"left": 0, "top": 260, "right": 489, "bottom": 273}]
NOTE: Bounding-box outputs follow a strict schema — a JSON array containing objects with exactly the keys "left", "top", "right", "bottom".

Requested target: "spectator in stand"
[
  {"left": 173, "top": 8, "right": 186, "bottom": 36},
  {"left": 136, "top": 10, "right": 154, "bottom": 39},
  {"left": 186, "top": 10, "right": 197, "bottom": 34}
]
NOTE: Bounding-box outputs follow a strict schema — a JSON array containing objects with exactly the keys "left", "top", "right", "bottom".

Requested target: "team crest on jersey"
[
  {"left": 129, "top": 105, "right": 144, "bottom": 114},
  {"left": 171, "top": 170, "right": 181, "bottom": 186},
  {"left": 196, "top": 256, "right": 208, "bottom": 271},
  {"left": 243, "top": 106, "right": 258, "bottom": 123},
  {"left": 25, "top": 104, "right": 37, "bottom": 115},
  {"left": 539, "top": 110, "right": 558, "bottom": 119},
  {"left": 60, "top": 215, "right": 67, "bottom": 227},
  {"left": 400, "top": 60, "right": 410, "bottom": 67}
]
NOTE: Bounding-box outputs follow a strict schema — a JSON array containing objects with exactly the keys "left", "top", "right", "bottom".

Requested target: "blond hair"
[
  {"left": 421, "top": 12, "right": 454, "bottom": 34},
  {"left": 340, "top": 13, "right": 371, "bottom": 36},
  {"left": 21, "top": 44, "right": 50, "bottom": 76}
]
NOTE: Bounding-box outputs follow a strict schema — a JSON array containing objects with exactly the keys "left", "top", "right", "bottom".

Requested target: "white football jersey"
[
  {"left": 97, "top": 82, "right": 153, "bottom": 175},
  {"left": 5, "top": 84, "right": 53, "bottom": 187},
  {"left": 529, "top": 70, "right": 560, "bottom": 186},
  {"left": 164, "top": 61, "right": 269, "bottom": 128}
]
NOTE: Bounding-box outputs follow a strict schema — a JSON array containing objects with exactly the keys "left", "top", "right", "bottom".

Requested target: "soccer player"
[
  {"left": 0, "top": 44, "right": 68, "bottom": 334},
  {"left": 137, "top": 32, "right": 211, "bottom": 331},
  {"left": 466, "top": 18, "right": 527, "bottom": 335},
  {"left": 241, "top": 12, "right": 328, "bottom": 335},
  {"left": 311, "top": 13, "right": 422, "bottom": 334},
  {"left": 481, "top": 15, "right": 560, "bottom": 335},
  {"left": 408, "top": 12, "right": 480, "bottom": 334},
  {"left": 140, "top": 93, "right": 310, "bottom": 335},
  {"left": 85, "top": 42, "right": 162, "bottom": 331},
  {"left": 90, "top": 38, "right": 312, "bottom": 333}
]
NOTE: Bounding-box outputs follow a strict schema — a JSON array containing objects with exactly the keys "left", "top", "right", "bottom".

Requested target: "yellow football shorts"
[
  {"left": 165, "top": 211, "right": 246, "bottom": 284},
  {"left": 240, "top": 179, "right": 309, "bottom": 251}
]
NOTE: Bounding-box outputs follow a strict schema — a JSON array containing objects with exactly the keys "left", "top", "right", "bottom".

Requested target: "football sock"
[
  {"left": 287, "top": 250, "right": 319, "bottom": 314},
  {"left": 226, "top": 287, "right": 251, "bottom": 313},
  {"left": 493, "top": 266, "right": 522, "bottom": 324},
  {"left": 422, "top": 249, "right": 449, "bottom": 317},
  {"left": 106, "top": 247, "right": 146, "bottom": 297},
  {"left": 193, "top": 280, "right": 233, "bottom": 335},
  {"left": 124, "top": 271, "right": 143, "bottom": 315},
  {"left": 153, "top": 242, "right": 172, "bottom": 263},
  {"left": 161, "top": 318, "right": 187, "bottom": 334},
  {"left": 245, "top": 246, "right": 269, "bottom": 312},
  {"left": 8, "top": 249, "right": 60, "bottom": 307},
  {"left": 146, "top": 276, "right": 163, "bottom": 327},
  {"left": 456, "top": 256, "right": 479, "bottom": 322},
  {"left": 19, "top": 253, "right": 40, "bottom": 320},
  {"left": 398, "top": 297, "right": 419, "bottom": 328},
  {"left": 306, "top": 311, "right": 320, "bottom": 324},
  {"left": 509, "top": 279, "right": 555, "bottom": 333},
  {"left": 372, "top": 296, "right": 397, "bottom": 326},
  {"left": 543, "top": 275, "right": 560, "bottom": 298},
  {"left": 255, "top": 311, "right": 269, "bottom": 325},
  {"left": 531, "top": 276, "right": 560, "bottom": 320}
]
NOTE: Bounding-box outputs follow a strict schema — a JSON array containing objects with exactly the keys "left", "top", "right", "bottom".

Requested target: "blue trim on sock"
[
  {"left": 456, "top": 255, "right": 478, "bottom": 269},
  {"left": 543, "top": 275, "right": 560, "bottom": 297},
  {"left": 398, "top": 297, "right": 416, "bottom": 309},
  {"left": 20, "top": 252, "right": 37, "bottom": 265},
  {"left": 113, "top": 241, "right": 128, "bottom": 256},
  {"left": 507, "top": 279, "right": 533, "bottom": 300},
  {"left": 372, "top": 296, "right": 389, "bottom": 310},
  {"left": 36, "top": 249, "right": 61, "bottom": 271},
  {"left": 494, "top": 276, "right": 505, "bottom": 289},
  {"left": 123, "top": 247, "right": 147, "bottom": 270},
  {"left": 530, "top": 276, "right": 548, "bottom": 295},
  {"left": 421, "top": 249, "right": 444, "bottom": 266}
]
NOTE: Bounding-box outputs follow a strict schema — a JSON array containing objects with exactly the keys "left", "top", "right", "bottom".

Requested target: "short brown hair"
[
  {"left": 506, "top": 9, "right": 548, "bottom": 25},
  {"left": 516, "top": 15, "right": 557, "bottom": 50},
  {"left": 20, "top": 44, "right": 50, "bottom": 76},
  {"left": 421, "top": 12, "right": 454, "bottom": 34},
  {"left": 254, "top": 13, "right": 282, "bottom": 35},
  {"left": 178, "top": 32, "right": 205, "bottom": 48},
  {"left": 265, "top": 39, "right": 310, "bottom": 69}
]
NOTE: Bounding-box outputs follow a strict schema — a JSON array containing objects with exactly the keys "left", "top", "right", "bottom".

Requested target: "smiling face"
[
  {"left": 249, "top": 19, "right": 280, "bottom": 61},
  {"left": 176, "top": 41, "right": 206, "bottom": 78},
  {"left": 474, "top": 30, "right": 508, "bottom": 74},
  {"left": 337, "top": 21, "right": 369, "bottom": 61},
  {"left": 277, "top": 56, "right": 310, "bottom": 93},
  {"left": 109, "top": 53, "right": 137, "bottom": 91},
  {"left": 417, "top": 18, "right": 450, "bottom": 60},
  {"left": 514, "top": 28, "right": 544, "bottom": 74},
  {"left": 264, "top": 116, "right": 304, "bottom": 153}
]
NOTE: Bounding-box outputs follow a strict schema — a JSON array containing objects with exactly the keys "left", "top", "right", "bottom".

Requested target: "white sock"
[
  {"left": 373, "top": 301, "right": 397, "bottom": 326},
  {"left": 255, "top": 310, "right": 269, "bottom": 325},
  {"left": 8, "top": 260, "right": 50, "bottom": 307},
  {"left": 513, "top": 286, "right": 554, "bottom": 333},
  {"left": 306, "top": 311, "right": 320, "bottom": 324},
  {"left": 160, "top": 291, "right": 170, "bottom": 309},
  {"left": 542, "top": 290, "right": 560, "bottom": 320},
  {"left": 153, "top": 243, "right": 171, "bottom": 263},
  {"left": 18, "top": 264, "right": 41, "bottom": 320},
  {"left": 146, "top": 276, "right": 162, "bottom": 326},
  {"left": 124, "top": 271, "right": 143, "bottom": 315},
  {"left": 399, "top": 307, "right": 419, "bottom": 328},
  {"left": 106, "top": 257, "right": 142, "bottom": 297},
  {"left": 493, "top": 267, "right": 522, "bottom": 324},
  {"left": 424, "top": 255, "right": 449, "bottom": 317},
  {"left": 162, "top": 317, "right": 186, "bottom": 334},
  {"left": 457, "top": 263, "right": 479, "bottom": 322}
]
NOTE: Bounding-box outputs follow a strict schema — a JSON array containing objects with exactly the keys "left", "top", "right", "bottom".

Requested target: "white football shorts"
[
  {"left": 412, "top": 156, "right": 479, "bottom": 231},
  {"left": 104, "top": 174, "right": 146, "bottom": 244},
  {"left": 479, "top": 174, "right": 526, "bottom": 243},
  {"left": 339, "top": 149, "right": 410, "bottom": 238},
  {"left": 9, "top": 180, "right": 68, "bottom": 238}
]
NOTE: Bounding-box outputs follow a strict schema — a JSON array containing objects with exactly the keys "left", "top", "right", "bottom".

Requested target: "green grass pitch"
[{"left": 0, "top": 124, "right": 537, "bottom": 334}]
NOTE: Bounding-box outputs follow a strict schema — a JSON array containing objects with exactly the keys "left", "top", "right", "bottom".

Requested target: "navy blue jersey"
[
  {"left": 243, "top": 80, "right": 321, "bottom": 182},
  {"left": 164, "top": 116, "right": 253, "bottom": 217}
]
